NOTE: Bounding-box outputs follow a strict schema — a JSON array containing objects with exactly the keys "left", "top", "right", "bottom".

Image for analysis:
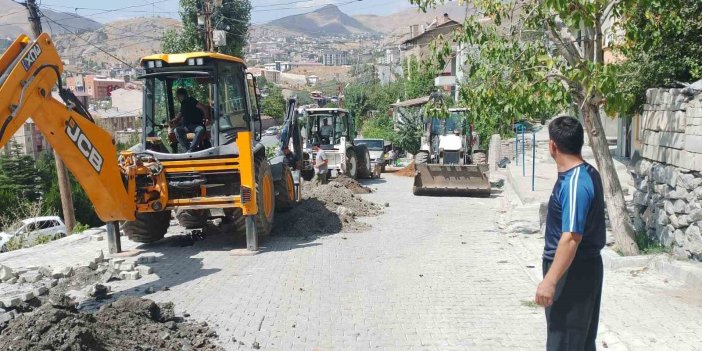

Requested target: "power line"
[{"left": 39, "top": 12, "right": 136, "bottom": 68}]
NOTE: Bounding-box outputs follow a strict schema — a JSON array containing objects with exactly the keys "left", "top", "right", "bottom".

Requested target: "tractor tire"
[
  {"left": 175, "top": 209, "right": 209, "bottom": 229},
  {"left": 123, "top": 211, "right": 171, "bottom": 243},
  {"left": 254, "top": 157, "right": 275, "bottom": 240},
  {"left": 275, "top": 165, "right": 295, "bottom": 212},
  {"left": 345, "top": 148, "right": 358, "bottom": 179},
  {"left": 472, "top": 151, "right": 487, "bottom": 165},
  {"left": 223, "top": 208, "right": 246, "bottom": 234},
  {"left": 301, "top": 169, "right": 314, "bottom": 181},
  {"left": 355, "top": 144, "right": 372, "bottom": 179},
  {"left": 415, "top": 151, "right": 429, "bottom": 165}
]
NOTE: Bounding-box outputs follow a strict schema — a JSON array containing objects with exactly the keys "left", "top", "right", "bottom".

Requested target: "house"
[
  {"left": 65, "top": 75, "right": 126, "bottom": 102},
  {"left": 93, "top": 108, "right": 139, "bottom": 135},
  {"left": 306, "top": 75, "right": 319, "bottom": 86},
  {"left": 400, "top": 14, "right": 464, "bottom": 100},
  {"left": 110, "top": 88, "right": 143, "bottom": 116},
  {"left": 4, "top": 119, "right": 50, "bottom": 159}
]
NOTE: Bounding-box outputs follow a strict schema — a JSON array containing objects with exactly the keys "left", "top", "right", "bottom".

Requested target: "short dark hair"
[
  {"left": 176, "top": 88, "right": 188, "bottom": 97},
  {"left": 312, "top": 142, "right": 321, "bottom": 147},
  {"left": 548, "top": 116, "right": 584, "bottom": 155}
]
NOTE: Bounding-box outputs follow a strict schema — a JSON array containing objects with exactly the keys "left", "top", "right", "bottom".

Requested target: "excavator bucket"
[{"left": 413, "top": 163, "right": 491, "bottom": 197}]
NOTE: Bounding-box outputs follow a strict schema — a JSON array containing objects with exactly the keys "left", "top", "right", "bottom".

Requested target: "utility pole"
[
  {"left": 203, "top": 0, "right": 213, "bottom": 52},
  {"left": 24, "top": 0, "right": 76, "bottom": 233}
]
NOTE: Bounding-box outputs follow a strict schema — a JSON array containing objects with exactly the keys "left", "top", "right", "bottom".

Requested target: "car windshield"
[{"left": 356, "top": 140, "right": 384, "bottom": 150}]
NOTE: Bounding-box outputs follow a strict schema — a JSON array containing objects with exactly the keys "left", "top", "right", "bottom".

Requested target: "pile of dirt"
[
  {"left": 0, "top": 296, "right": 223, "bottom": 351},
  {"left": 272, "top": 181, "right": 382, "bottom": 237},
  {"left": 332, "top": 175, "right": 372, "bottom": 194},
  {"left": 394, "top": 162, "right": 415, "bottom": 177}
]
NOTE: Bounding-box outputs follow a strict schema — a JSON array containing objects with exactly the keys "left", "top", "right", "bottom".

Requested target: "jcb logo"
[
  {"left": 65, "top": 118, "right": 103, "bottom": 173},
  {"left": 21, "top": 44, "right": 42, "bottom": 71}
]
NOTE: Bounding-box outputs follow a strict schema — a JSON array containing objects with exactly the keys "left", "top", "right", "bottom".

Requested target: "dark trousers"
[{"left": 543, "top": 255, "right": 603, "bottom": 351}]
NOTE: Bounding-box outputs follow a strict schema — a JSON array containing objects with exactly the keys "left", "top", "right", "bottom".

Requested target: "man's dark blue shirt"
[{"left": 543, "top": 163, "right": 606, "bottom": 261}]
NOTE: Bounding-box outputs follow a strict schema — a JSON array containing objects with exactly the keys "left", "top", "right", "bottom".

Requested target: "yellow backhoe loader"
[{"left": 0, "top": 33, "right": 298, "bottom": 252}]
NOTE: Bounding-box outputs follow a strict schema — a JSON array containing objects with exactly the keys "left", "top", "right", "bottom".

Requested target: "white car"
[
  {"left": 264, "top": 126, "right": 279, "bottom": 136},
  {"left": 0, "top": 216, "right": 67, "bottom": 252}
]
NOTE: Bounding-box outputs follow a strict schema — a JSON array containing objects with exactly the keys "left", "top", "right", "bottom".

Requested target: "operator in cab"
[
  {"left": 319, "top": 118, "right": 333, "bottom": 144},
  {"left": 169, "top": 88, "right": 210, "bottom": 153}
]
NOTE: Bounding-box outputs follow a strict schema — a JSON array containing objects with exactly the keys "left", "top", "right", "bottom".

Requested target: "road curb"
[{"left": 603, "top": 248, "right": 702, "bottom": 288}]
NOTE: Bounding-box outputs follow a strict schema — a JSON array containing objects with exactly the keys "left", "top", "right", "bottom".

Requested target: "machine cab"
[
  {"left": 139, "top": 53, "right": 261, "bottom": 158},
  {"left": 303, "top": 108, "right": 354, "bottom": 148}
]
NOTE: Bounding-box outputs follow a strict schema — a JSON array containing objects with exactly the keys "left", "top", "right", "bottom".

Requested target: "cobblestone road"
[{"left": 2, "top": 174, "right": 702, "bottom": 350}]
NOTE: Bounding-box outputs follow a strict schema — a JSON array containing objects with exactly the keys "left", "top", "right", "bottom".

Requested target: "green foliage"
[
  {"left": 73, "top": 222, "right": 90, "bottom": 234},
  {"left": 261, "top": 85, "right": 285, "bottom": 123},
  {"left": 617, "top": 0, "right": 702, "bottom": 114},
  {"left": 35, "top": 235, "right": 51, "bottom": 245},
  {"left": 635, "top": 230, "right": 672, "bottom": 255},
  {"left": 394, "top": 109, "right": 424, "bottom": 155},
  {"left": 162, "top": 0, "right": 251, "bottom": 58},
  {"left": 35, "top": 154, "right": 103, "bottom": 228},
  {"left": 361, "top": 116, "right": 397, "bottom": 142},
  {"left": 0, "top": 141, "right": 42, "bottom": 201}
]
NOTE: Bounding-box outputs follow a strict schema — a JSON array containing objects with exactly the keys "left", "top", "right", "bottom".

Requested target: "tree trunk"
[{"left": 581, "top": 102, "right": 640, "bottom": 255}]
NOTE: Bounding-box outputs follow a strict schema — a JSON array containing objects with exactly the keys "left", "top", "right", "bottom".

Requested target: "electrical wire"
[{"left": 39, "top": 12, "right": 136, "bottom": 68}]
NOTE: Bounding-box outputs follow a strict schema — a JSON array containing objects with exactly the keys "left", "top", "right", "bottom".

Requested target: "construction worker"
[
  {"left": 170, "top": 88, "right": 210, "bottom": 153},
  {"left": 282, "top": 145, "right": 298, "bottom": 170},
  {"left": 312, "top": 142, "right": 328, "bottom": 185}
]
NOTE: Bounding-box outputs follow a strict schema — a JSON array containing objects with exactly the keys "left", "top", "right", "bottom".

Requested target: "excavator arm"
[{"left": 0, "top": 34, "right": 135, "bottom": 221}]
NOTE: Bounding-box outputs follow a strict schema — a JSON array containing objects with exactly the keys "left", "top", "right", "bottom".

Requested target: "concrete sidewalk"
[{"left": 506, "top": 127, "right": 634, "bottom": 205}]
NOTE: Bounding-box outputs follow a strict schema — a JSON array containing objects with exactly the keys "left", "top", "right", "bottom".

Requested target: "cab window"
[{"left": 217, "top": 63, "right": 249, "bottom": 131}]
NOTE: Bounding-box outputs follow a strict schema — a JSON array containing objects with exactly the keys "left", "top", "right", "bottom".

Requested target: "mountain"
[
  {"left": 266, "top": 4, "right": 375, "bottom": 36},
  {"left": 354, "top": 3, "right": 475, "bottom": 46},
  {"left": 52, "top": 17, "right": 180, "bottom": 68},
  {"left": 354, "top": 3, "right": 470, "bottom": 34},
  {"left": 0, "top": 0, "right": 100, "bottom": 38}
]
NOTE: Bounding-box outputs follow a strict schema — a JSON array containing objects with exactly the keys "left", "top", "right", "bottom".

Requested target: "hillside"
[
  {"left": 266, "top": 4, "right": 374, "bottom": 36},
  {"left": 354, "top": 3, "right": 470, "bottom": 34},
  {"left": 0, "top": 0, "right": 100, "bottom": 38},
  {"left": 52, "top": 17, "right": 180, "bottom": 68}
]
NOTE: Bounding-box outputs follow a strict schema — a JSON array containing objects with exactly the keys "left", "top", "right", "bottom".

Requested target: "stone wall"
[{"left": 632, "top": 88, "right": 702, "bottom": 260}]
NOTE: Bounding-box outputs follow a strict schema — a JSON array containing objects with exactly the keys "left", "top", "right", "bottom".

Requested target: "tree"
[
  {"left": 361, "top": 115, "right": 397, "bottom": 142},
  {"left": 617, "top": 0, "right": 702, "bottom": 114},
  {"left": 261, "top": 85, "right": 285, "bottom": 123},
  {"left": 162, "top": 0, "right": 251, "bottom": 57},
  {"left": 0, "top": 141, "right": 42, "bottom": 202},
  {"left": 409, "top": 0, "right": 652, "bottom": 255}
]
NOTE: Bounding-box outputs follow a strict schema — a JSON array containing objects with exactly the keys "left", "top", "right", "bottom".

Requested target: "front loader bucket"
[{"left": 413, "top": 163, "right": 492, "bottom": 197}]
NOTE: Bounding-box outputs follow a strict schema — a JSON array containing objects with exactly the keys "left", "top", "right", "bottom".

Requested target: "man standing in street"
[
  {"left": 535, "top": 116, "right": 606, "bottom": 351},
  {"left": 312, "top": 142, "right": 328, "bottom": 185}
]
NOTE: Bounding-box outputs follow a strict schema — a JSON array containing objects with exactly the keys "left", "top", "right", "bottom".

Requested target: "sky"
[{"left": 38, "top": 0, "right": 415, "bottom": 24}]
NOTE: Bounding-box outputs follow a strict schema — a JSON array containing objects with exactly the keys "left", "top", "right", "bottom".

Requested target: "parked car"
[
  {"left": 264, "top": 126, "right": 279, "bottom": 136},
  {"left": 0, "top": 216, "right": 67, "bottom": 252}
]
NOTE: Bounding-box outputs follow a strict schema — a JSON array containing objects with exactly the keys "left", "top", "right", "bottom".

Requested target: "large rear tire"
[
  {"left": 175, "top": 209, "right": 208, "bottom": 229},
  {"left": 275, "top": 166, "right": 295, "bottom": 212},
  {"left": 223, "top": 208, "right": 246, "bottom": 234},
  {"left": 123, "top": 211, "right": 171, "bottom": 243},
  {"left": 345, "top": 148, "right": 358, "bottom": 179},
  {"left": 355, "top": 145, "right": 372, "bottom": 179},
  {"left": 255, "top": 157, "right": 275, "bottom": 240}
]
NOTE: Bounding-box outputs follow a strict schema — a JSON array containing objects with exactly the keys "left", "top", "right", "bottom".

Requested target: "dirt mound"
[
  {"left": 331, "top": 175, "right": 372, "bottom": 194},
  {"left": 272, "top": 181, "right": 381, "bottom": 236},
  {"left": 394, "top": 162, "right": 415, "bottom": 177},
  {"left": 0, "top": 296, "right": 222, "bottom": 351}
]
